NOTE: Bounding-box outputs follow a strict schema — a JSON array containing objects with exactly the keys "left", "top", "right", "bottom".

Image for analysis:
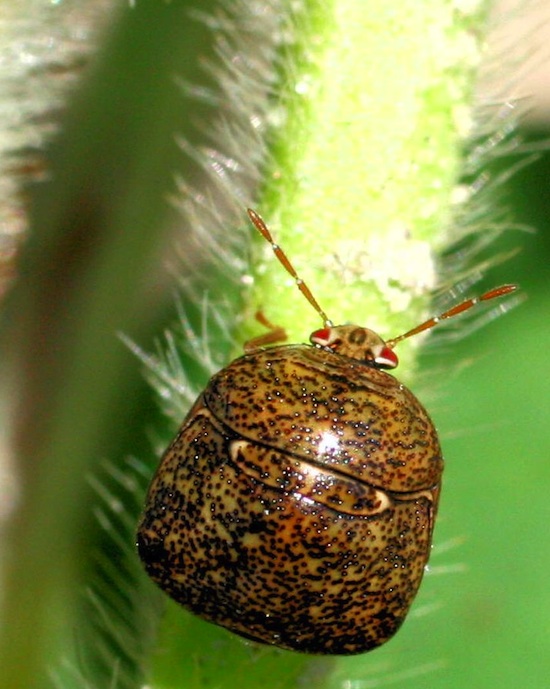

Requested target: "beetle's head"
[{"left": 310, "top": 325, "right": 398, "bottom": 369}]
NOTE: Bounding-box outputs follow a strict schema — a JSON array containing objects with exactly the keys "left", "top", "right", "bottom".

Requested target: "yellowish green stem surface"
[{"left": 244, "top": 0, "right": 487, "bottom": 379}]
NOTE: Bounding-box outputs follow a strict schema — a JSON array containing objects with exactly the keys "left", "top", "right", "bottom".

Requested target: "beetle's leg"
[{"left": 244, "top": 311, "right": 288, "bottom": 353}]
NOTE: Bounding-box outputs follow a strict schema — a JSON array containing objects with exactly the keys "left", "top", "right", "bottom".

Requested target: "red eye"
[
  {"left": 310, "top": 328, "right": 332, "bottom": 346},
  {"left": 374, "top": 347, "right": 398, "bottom": 369}
]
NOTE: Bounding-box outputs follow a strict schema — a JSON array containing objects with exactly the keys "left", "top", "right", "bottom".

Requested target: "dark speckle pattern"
[{"left": 137, "top": 343, "right": 443, "bottom": 655}]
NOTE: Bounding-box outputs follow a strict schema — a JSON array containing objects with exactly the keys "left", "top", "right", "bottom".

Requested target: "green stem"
[{"left": 149, "top": 2, "right": 491, "bottom": 689}]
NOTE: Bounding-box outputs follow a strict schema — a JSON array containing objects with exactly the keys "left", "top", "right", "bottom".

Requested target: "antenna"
[
  {"left": 386, "top": 284, "right": 518, "bottom": 348},
  {"left": 247, "top": 209, "right": 333, "bottom": 326}
]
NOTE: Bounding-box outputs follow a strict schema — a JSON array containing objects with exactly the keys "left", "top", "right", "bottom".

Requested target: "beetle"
[{"left": 137, "top": 209, "right": 517, "bottom": 655}]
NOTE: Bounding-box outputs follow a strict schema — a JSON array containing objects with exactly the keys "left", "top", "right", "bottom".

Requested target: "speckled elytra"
[{"left": 137, "top": 209, "right": 517, "bottom": 655}]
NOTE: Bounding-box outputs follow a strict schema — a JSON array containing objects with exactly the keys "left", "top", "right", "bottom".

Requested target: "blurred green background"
[
  {"left": 0, "top": 2, "right": 548, "bottom": 689},
  {"left": 410, "top": 148, "right": 550, "bottom": 689}
]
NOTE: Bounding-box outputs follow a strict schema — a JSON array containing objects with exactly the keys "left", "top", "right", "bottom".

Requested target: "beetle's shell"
[{"left": 137, "top": 344, "right": 443, "bottom": 655}]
